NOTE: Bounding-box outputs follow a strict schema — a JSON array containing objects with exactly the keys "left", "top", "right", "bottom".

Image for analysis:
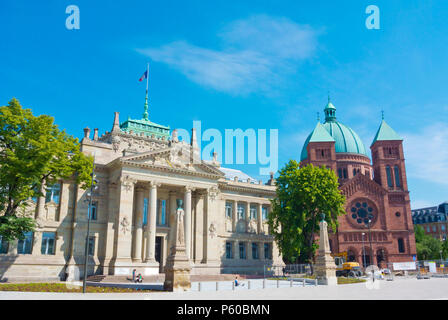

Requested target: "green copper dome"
[{"left": 300, "top": 100, "right": 369, "bottom": 161}]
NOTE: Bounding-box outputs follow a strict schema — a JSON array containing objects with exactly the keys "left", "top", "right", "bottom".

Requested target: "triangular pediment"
[
  {"left": 340, "top": 173, "right": 387, "bottom": 198},
  {"left": 120, "top": 144, "right": 224, "bottom": 178}
]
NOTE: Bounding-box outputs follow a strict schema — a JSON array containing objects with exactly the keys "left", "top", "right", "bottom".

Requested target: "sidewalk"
[{"left": 0, "top": 277, "right": 447, "bottom": 300}]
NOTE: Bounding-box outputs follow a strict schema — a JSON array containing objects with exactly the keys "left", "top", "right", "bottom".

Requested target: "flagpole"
[{"left": 143, "top": 63, "right": 149, "bottom": 120}]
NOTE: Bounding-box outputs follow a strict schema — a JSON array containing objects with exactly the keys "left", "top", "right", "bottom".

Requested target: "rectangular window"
[
  {"left": 394, "top": 166, "right": 401, "bottom": 187},
  {"left": 252, "top": 243, "right": 259, "bottom": 259},
  {"left": 157, "top": 199, "right": 167, "bottom": 225},
  {"left": 237, "top": 204, "right": 245, "bottom": 220},
  {"left": 88, "top": 201, "right": 98, "bottom": 220},
  {"left": 397, "top": 238, "right": 405, "bottom": 253},
  {"left": 18, "top": 232, "right": 33, "bottom": 254},
  {"left": 143, "top": 198, "right": 148, "bottom": 225},
  {"left": 264, "top": 243, "right": 271, "bottom": 259},
  {"left": 262, "top": 207, "right": 268, "bottom": 220},
  {"left": 239, "top": 242, "right": 246, "bottom": 259},
  {"left": 88, "top": 236, "right": 95, "bottom": 256},
  {"left": 41, "top": 232, "right": 56, "bottom": 255},
  {"left": 250, "top": 205, "right": 257, "bottom": 220},
  {"left": 45, "top": 183, "right": 61, "bottom": 204},
  {"left": 386, "top": 166, "right": 393, "bottom": 188},
  {"left": 0, "top": 236, "right": 9, "bottom": 254},
  {"left": 225, "top": 202, "right": 233, "bottom": 219},
  {"left": 225, "top": 241, "right": 233, "bottom": 259}
]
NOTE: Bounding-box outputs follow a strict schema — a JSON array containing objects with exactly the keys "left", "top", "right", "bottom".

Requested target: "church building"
[{"left": 300, "top": 99, "right": 417, "bottom": 267}]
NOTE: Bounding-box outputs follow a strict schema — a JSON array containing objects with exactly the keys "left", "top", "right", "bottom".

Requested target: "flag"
[{"left": 139, "top": 70, "right": 148, "bottom": 82}]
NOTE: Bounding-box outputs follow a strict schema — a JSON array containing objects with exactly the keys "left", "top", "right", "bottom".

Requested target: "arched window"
[
  {"left": 386, "top": 166, "right": 393, "bottom": 188},
  {"left": 338, "top": 168, "right": 343, "bottom": 178},
  {"left": 353, "top": 169, "right": 357, "bottom": 177},
  {"left": 394, "top": 166, "right": 401, "bottom": 187},
  {"left": 397, "top": 238, "right": 405, "bottom": 253},
  {"left": 343, "top": 169, "right": 348, "bottom": 179}
]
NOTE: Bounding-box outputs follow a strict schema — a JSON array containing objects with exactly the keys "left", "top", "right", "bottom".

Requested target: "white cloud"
[
  {"left": 403, "top": 123, "right": 448, "bottom": 186},
  {"left": 137, "top": 15, "right": 318, "bottom": 95},
  {"left": 410, "top": 199, "right": 433, "bottom": 210}
]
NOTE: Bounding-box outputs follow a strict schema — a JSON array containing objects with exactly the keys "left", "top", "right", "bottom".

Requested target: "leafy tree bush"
[
  {"left": 268, "top": 160, "right": 346, "bottom": 264},
  {"left": 0, "top": 98, "right": 92, "bottom": 240}
]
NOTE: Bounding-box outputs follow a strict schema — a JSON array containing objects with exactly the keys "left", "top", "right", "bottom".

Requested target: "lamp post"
[
  {"left": 366, "top": 217, "right": 374, "bottom": 282},
  {"left": 82, "top": 159, "right": 98, "bottom": 294},
  {"left": 362, "top": 232, "right": 366, "bottom": 271}
]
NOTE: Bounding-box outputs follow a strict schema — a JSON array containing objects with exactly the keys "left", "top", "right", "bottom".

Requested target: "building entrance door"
[{"left": 155, "top": 236, "right": 162, "bottom": 263}]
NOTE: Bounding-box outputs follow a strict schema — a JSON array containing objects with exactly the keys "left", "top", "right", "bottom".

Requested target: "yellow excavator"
[{"left": 333, "top": 252, "right": 363, "bottom": 277}]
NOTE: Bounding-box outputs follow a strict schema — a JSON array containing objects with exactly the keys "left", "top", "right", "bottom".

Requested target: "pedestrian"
[{"left": 132, "top": 269, "right": 136, "bottom": 282}]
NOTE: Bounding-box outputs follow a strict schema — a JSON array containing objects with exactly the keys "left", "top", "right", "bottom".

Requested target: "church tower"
[{"left": 371, "top": 117, "right": 416, "bottom": 259}]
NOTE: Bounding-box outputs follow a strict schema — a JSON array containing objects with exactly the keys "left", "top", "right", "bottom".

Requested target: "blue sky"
[{"left": 1, "top": 0, "right": 447, "bottom": 209}]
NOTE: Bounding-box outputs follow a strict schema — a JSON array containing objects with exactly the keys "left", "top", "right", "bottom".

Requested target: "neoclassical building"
[
  {"left": 0, "top": 107, "right": 282, "bottom": 281},
  {"left": 300, "top": 99, "right": 417, "bottom": 267}
]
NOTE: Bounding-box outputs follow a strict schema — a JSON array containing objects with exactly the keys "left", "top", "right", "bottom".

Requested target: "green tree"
[
  {"left": 414, "top": 225, "right": 443, "bottom": 260},
  {"left": 268, "top": 160, "right": 346, "bottom": 264},
  {"left": 0, "top": 98, "right": 93, "bottom": 241}
]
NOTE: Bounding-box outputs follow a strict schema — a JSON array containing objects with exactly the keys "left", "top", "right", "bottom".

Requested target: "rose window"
[{"left": 350, "top": 201, "right": 375, "bottom": 225}]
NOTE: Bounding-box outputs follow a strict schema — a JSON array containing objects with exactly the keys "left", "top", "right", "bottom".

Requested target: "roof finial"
[
  {"left": 317, "top": 112, "right": 320, "bottom": 122},
  {"left": 381, "top": 109, "right": 384, "bottom": 120},
  {"left": 328, "top": 90, "right": 330, "bottom": 103}
]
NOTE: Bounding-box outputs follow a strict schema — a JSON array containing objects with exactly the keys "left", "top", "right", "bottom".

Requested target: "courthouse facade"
[{"left": 0, "top": 108, "right": 282, "bottom": 281}]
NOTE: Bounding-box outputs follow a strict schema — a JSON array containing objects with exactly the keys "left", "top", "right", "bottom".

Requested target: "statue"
[{"left": 176, "top": 208, "right": 185, "bottom": 245}]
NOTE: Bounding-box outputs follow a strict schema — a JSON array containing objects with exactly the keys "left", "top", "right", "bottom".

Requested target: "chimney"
[
  {"left": 111, "top": 112, "right": 120, "bottom": 133},
  {"left": 171, "top": 129, "right": 179, "bottom": 143},
  {"left": 93, "top": 128, "right": 99, "bottom": 141},
  {"left": 83, "top": 127, "right": 91, "bottom": 140}
]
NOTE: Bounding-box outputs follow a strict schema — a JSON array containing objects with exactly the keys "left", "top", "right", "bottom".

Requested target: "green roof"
[
  {"left": 120, "top": 117, "right": 170, "bottom": 139},
  {"left": 300, "top": 122, "right": 335, "bottom": 160},
  {"left": 371, "top": 120, "right": 402, "bottom": 146}
]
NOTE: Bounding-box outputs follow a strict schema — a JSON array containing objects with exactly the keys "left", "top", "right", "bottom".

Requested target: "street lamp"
[
  {"left": 361, "top": 232, "right": 366, "bottom": 271},
  {"left": 365, "top": 216, "right": 374, "bottom": 282},
  {"left": 82, "top": 160, "right": 98, "bottom": 294}
]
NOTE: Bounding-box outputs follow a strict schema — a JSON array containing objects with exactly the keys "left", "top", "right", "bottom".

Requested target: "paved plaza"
[{"left": 0, "top": 277, "right": 447, "bottom": 300}]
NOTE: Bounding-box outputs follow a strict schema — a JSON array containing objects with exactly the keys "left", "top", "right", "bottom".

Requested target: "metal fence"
[
  {"left": 382, "top": 260, "right": 448, "bottom": 280},
  {"left": 263, "top": 264, "right": 312, "bottom": 279}
]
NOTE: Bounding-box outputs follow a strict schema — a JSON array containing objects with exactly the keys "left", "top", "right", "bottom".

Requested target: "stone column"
[
  {"left": 33, "top": 182, "right": 46, "bottom": 255},
  {"left": 232, "top": 200, "right": 238, "bottom": 232},
  {"left": 102, "top": 181, "right": 118, "bottom": 273},
  {"left": 145, "top": 181, "right": 159, "bottom": 263},
  {"left": 113, "top": 175, "right": 136, "bottom": 270},
  {"left": 184, "top": 186, "right": 193, "bottom": 260},
  {"left": 234, "top": 241, "right": 239, "bottom": 260},
  {"left": 257, "top": 203, "right": 263, "bottom": 234},
  {"left": 168, "top": 191, "right": 177, "bottom": 249},
  {"left": 132, "top": 186, "right": 144, "bottom": 261},
  {"left": 315, "top": 218, "right": 338, "bottom": 286}
]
